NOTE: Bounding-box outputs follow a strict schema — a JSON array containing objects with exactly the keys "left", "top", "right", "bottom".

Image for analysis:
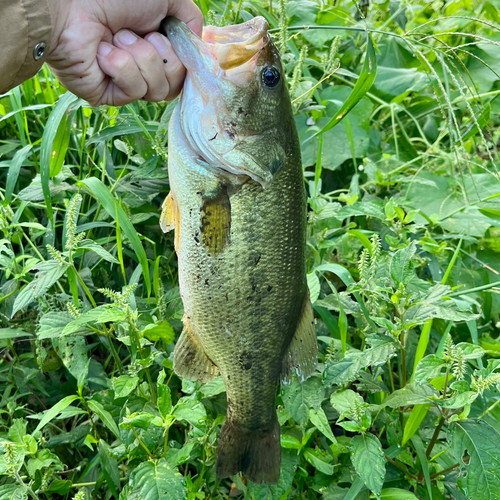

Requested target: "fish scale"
[{"left": 161, "top": 16, "right": 318, "bottom": 484}]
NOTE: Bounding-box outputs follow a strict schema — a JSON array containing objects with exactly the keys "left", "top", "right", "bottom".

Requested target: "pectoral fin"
[
  {"left": 160, "top": 192, "right": 181, "bottom": 253},
  {"left": 174, "top": 319, "right": 218, "bottom": 383},
  {"left": 200, "top": 188, "right": 231, "bottom": 256},
  {"left": 281, "top": 293, "right": 318, "bottom": 385}
]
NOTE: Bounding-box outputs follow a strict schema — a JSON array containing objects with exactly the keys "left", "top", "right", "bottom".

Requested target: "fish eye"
[{"left": 261, "top": 66, "right": 280, "bottom": 88}]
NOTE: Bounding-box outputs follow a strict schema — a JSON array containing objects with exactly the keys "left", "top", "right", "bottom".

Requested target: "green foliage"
[{"left": 1, "top": 0, "right": 500, "bottom": 499}]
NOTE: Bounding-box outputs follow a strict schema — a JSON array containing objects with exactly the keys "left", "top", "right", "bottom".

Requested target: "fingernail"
[
  {"left": 117, "top": 30, "right": 137, "bottom": 45},
  {"left": 148, "top": 33, "right": 168, "bottom": 53},
  {"left": 97, "top": 42, "right": 113, "bottom": 57}
]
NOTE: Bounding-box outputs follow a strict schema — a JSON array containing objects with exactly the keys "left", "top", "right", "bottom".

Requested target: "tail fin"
[{"left": 216, "top": 414, "right": 281, "bottom": 484}]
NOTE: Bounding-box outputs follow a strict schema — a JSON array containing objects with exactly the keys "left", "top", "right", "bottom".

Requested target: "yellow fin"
[
  {"left": 160, "top": 192, "right": 181, "bottom": 253},
  {"left": 200, "top": 189, "right": 231, "bottom": 255},
  {"left": 174, "top": 319, "right": 218, "bottom": 383},
  {"left": 281, "top": 293, "right": 318, "bottom": 385}
]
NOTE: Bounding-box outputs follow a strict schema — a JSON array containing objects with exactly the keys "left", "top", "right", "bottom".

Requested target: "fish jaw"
[{"left": 162, "top": 16, "right": 282, "bottom": 188}]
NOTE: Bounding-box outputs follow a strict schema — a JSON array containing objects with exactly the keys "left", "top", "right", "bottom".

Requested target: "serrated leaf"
[
  {"left": 12, "top": 260, "right": 69, "bottom": 317},
  {"left": 282, "top": 376, "right": 324, "bottom": 425},
  {"left": 330, "top": 389, "right": 365, "bottom": 420},
  {"left": 376, "top": 384, "right": 437, "bottom": 409},
  {"left": 129, "top": 459, "right": 187, "bottom": 500},
  {"left": 0, "top": 484, "right": 28, "bottom": 500},
  {"left": 449, "top": 420, "right": 500, "bottom": 500},
  {"left": 112, "top": 375, "right": 139, "bottom": 399},
  {"left": 304, "top": 447, "right": 334, "bottom": 475},
  {"left": 414, "top": 355, "right": 446, "bottom": 384},
  {"left": 141, "top": 321, "right": 175, "bottom": 343},
  {"left": 172, "top": 396, "right": 207, "bottom": 431},
  {"left": 351, "top": 433, "right": 386, "bottom": 498},
  {"left": 309, "top": 407, "right": 337, "bottom": 444},
  {"left": 390, "top": 241, "right": 417, "bottom": 286},
  {"left": 78, "top": 240, "right": 119, "bottom": 264}
]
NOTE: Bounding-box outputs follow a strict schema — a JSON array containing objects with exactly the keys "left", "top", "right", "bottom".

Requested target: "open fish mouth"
[{"left": 161, "top": 16, "right": 269, "bottom": 81}]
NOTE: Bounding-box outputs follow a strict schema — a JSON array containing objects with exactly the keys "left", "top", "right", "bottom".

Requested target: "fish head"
[{"left": 163, "top": 16, "right": 292, "bottom": 188}]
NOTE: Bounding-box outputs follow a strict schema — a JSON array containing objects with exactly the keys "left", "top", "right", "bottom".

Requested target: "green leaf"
[
  {"left": 456, "top": 103, "right": 490, "bottom": 145},
  {"left": 0, "top": 484, "right": 28, "bottom": 500},
  {"left": 390, "top": 241, "right": 417, "bottom": 286},
  {"left": 402, "top": 404, "right": 430, "bottom": 445},
  {"left": 411, "top": 435, "right": 432, "bottom": 500},
  {"left": 12, "top": 260, "right": 69, "bottom": 317},
  {"left": 282, "top": 376, "right": 324, "bottom": 425},
  {"left": 40, "top": 92, "right": 81, "bottom": 223},
  {"left": 377, "top": 384, "right": 437, "bottom": 409},
  {"left": 172, "top": 396, "right": 207, "bottom": 431},
  {"left": 112, "top": 375, "right": 139, "bottom": 399},
  {"left": 316, "top": 33, "right": 377, "bottom": 136},
  {"left": 87, "top": 400, "right": 121, "bottom": 440},
  {"left": 34, "top": 395, "right": 80, "bottom": 434},
  {"left": 78, "top": 240, "right": 119, "bottom": 264},
  {"left": 99, "top": 440, "right": 120, "bottom": 498},
  {"left": 380, "top": 488, "right": 419, "bottom": 500},
  {"left": 330, "top": 389, "right": 365, "bottom": 420},
  {"left": 449, "top": 420, "right": 500, "bottom": 500},
  {"left": 0, "top": 329, "right": 33, "bottom": 339},
  {"left": 336, "top": 201, "right": 385, "bottom": 221},
  {"left": 142, "top": 321, "right": 175, "bottom": 343},
  {"left": 309, "top": 407, "right": 337, "bottom": 444},
  {"left": 157, "top": 370, "right": 172, "bottom": 419},
  {"left": 4, "top": 145, "right": 32, "bottom": 204},
  {"left": 304, "top": 447, "right": 334, "bottom": 475},
  {"left": 351, "top": 433, "right": 386, "bottom": 498},
  {"left": 129, "top": 459, "right": 187, "bottom": 500},
  {"left": 52, "top": 335, "right": 89, "bottom": 383},
  {"left": 81, "top": 177, "right": 151, "bottom": 295},
  {"left": 414, "top": 355, "right": 446, "bottom": 384}
]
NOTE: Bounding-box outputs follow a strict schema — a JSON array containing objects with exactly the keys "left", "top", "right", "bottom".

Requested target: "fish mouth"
[{"left": 161, "top": 16, "right": 269, "bottom": 80}]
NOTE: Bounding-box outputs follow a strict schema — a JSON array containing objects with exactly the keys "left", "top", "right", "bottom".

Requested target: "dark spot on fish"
[
  {"left": 237, "top": 106, "right": 244, "bottom": 115},
  {"left": 205, "top": 278, "right": 209, "bottom": 286},
  {"left": 239, "top": 351, "right": 252, "bottom": 371},
  {"left": 243, "top": 361, "right": 252, "bottom": 370},
  {"left": 246, "top": 296, "right": 253, "bottom": 301},
  {"left": 209, "top": 132, "right": 218, "bottom": 141},
  {"left": 227, "top": 376, "right": 231, "bottom": 381},
  {"left": 255, "top": 255, "right": 261, "bottom": 265},
  {"left": 196, "top": 191, "right": 202, "bottom": 196},
  {"left": 208, "top": 296, "right": 212, "bottom": 300},
  {"left": 267, "top": 286, "right": 273, "bottom": 292},
  {"left": 194, "top": 232, "right": 200, "bottom": 243},
  {"left": 225, "top": 293, "right": 229, "bottom": 301},
  {"left": 226, "top": 131, "right": 235, "bottom": 140},
  {"left": 198, "top": 155, "right": 207, "bottom": 163},
  {"left": 252, "top": 284, "right": 257, "bottom": 292}
]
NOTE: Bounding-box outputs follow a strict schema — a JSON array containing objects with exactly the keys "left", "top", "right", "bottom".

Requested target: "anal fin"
[
  {"left": 174, "top": 319, "right": 218, "bottom": 383},
  {"left": 281, "top": 293, "right": 318, "bottom": 385},
  {"left": 160, "top": 192, "right": 181, "bottom": 253}
]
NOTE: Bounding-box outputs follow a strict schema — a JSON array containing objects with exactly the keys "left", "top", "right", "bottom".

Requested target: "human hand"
[{"left": 46, "top": 0, "right": 203, "bottom": 106}]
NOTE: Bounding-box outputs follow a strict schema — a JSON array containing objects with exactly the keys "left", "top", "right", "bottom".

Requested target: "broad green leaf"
[
  {"left": 414, "top": 355, "right": 445, "bottom": 384},
  {"left": 351, "top": 433, "right": 386, "bottom": 498},
  {"left": 402, "top": 404, "right": 430, "bottom": 445},
  {"left": 377, "top": 384, "right": 437, "bottom": 409},
  {"left": 282, "top": 376, "right": 324, "bottom": 425},
  {"left": 52, "top": 335, "right": 89, "bottom": 383},
  {"left": 99, "top": 440, "right": 120, "bottom": 498},
  {"left": 316, "top": 33, "right": 377, "bottom": 136},
  {"left": 34, "top": 395, "right": 80, "bottom": 434},
  {"left": 449, "top": 420, "right": 500, "bottom": 500},
  {"left": 26, "top": 449, "right": 62, "bottom": 478},
  {"left": 0, "top": 484, "right": 28, "bottom": 500},
  {"left": 12, "top": 260, "right": 69, "bottom": 317},
  {"left": 4, "top": 145, "right": 32, "bottom": 204},
  {"left": 336, "top": 201, "right": 385, "bottom": 221},
  {"left": 129, "top": 459, "right": 187, "bottom": 500},
  {"left": 112, "top": 375, "right": 139, "bottom": 399},
  {"left": 141, "top": 321, "right": 175, "bottom": 343},
  {"left": 307, "top": 271, "right": 321, "bottom": 303},
  {"left": 87, "top": 400, "right": 121, "bottom": 440},
  {"left": 81, "top": 177, "right": 151, "bottom": 295},
  {"left": 330, "top": 389, "right": 365, "bottom": 421},
  {"left": 304, "top": 447, "right": 334, "bottom": 475},
  {"left": 381, "top": 488, "right": 418, "bottom": 500},
  {"left": 198, "top": 376, "right": 226, "bottom": 398},
  {"left": 172, "top": 396, "right": 207, "bottom": 431},
  {"left": 390, "top": 241, "right": 417, "bottom": 286}
]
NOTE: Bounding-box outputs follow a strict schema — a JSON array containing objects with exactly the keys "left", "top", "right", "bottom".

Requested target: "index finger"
[{"left": 166, "top": 0, "right": 203, "bottom": 37}]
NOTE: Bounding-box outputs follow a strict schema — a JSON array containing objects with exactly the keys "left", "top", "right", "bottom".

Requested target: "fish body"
[{"left": 161, "top": 17, "right": 317, "bottom": 484}]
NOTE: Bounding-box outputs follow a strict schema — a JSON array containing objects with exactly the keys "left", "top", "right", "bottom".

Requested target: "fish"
[{"left": 160, "top": 16, "right": 318, "bottom": 484}]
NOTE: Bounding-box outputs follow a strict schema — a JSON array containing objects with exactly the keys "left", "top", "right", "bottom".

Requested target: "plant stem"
[
  {"left": 426, "top": 416, "right": 445, "bottom": 459},
  {"left": 132, "top": 428, "right": 154, "bottom": 459},
  {"left": 429, "top": 463, "right": 460, "bottom": 480},
  {"left": 385, "top": 455, "right": 418, "bottom": 481}
]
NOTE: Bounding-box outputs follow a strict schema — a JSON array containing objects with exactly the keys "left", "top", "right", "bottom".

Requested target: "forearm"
[{"left": 0, "top": 0, "right": 53, "bottom": 94}]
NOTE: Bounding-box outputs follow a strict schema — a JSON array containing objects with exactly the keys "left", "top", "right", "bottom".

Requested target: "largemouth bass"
[{"left": 160, "top": 16, "right": 317, "bottom": 484}]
